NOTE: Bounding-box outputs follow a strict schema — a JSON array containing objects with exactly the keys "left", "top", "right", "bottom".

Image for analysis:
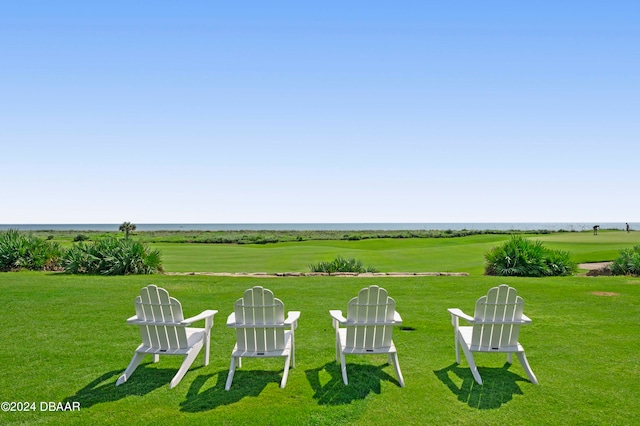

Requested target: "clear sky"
[{"left": 1, "top": 1, "right": 638, "bottom": 224}]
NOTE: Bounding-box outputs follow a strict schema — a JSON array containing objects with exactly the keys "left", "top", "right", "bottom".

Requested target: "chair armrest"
[
  {"left": 330, "top": 310, "right": 347, "bottom": 324},
  {"left": 181, "top": 310, "right": 217, "bottom": 325},
  {"left": 447, "top": 308, "right": 475, "bottom": 323},
  {"left": 447, "top": 308, "right": 532, "bottom": 325},
  {"left": 284, "top": 311, "right": 301, "bottom": 326},
  {"left": 226, "top": 312, "right": 237, "bottom": 327},
  {"left": 125, "top": 315, "right": 139, "bottom": 324},
  {"left": 329, "top": 310, "right": 402, "bottom": 326}
]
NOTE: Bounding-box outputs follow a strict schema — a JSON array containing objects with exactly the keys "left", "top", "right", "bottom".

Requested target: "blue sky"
[{"left": 1, "top": 1, "right": 638, "bottom": 224}]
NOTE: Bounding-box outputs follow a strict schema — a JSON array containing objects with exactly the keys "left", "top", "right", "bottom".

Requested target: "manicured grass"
[
  {"left": 153, "top": 235, "right": 510, "bottom": 275},
  {"left": 1, "top": 272, "right": 639, "bottom": 425},
  {"left": 156, "top": 230, "right": 640, "bottom": 275},
  {"left": 537, "top": 230, "right": 640, "bottom": 263},
  {"left": 23, "top": 229, "right": 640, "bottom": 274}
]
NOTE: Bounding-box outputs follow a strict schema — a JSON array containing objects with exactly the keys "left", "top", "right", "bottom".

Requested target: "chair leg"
[
  {"left": 460, "top": 343, "right": 483, "bottom": 385},
  {"left": 169, "top": 345, "right": 202, "bottom": 389},
  {"left": 116, "top": 352, "right": 146, "bottom": 386},
  {"left": 204, "top": 317, "right": 213, "bottom": 366},
  {"left": 507, "top": 352, "right": 513, "bottom": 364},
  {"left": 281, "top": 354, "right": 292, "bottom": 388},
  {"left": 339, "top": 350, "right": 349, "bottom": 385},
  {"left": 225, "top": 356, "right": 237, "bottom": 391},
  {"left": 204, "top": 331, "right": 211, "bottom": 366},
  {"left": 153, "top": 354, "right": 160, "bottom": 363},
  {"left": 390, "top": 352, "right": 405, "bottom": 387},
  {"left": 515, "top": 351, "right": 539, "bottom": 385},
  {"left": 289, "top": 331, "right": 295, "bottom": 368}
]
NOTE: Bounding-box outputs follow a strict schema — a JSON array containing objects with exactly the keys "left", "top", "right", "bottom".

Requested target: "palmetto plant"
[
  {"left": 484, "top": 235, "right": 576, "bottom": 277},
  {"left": 544, "top": 247, "right": 577, "bottom": 276},
  {"left": 119, "top": 221, "right": 137, "bottom": 239},
  {"left": 610, "top": 245, "right": 640, "bottom": 276},
  {"left": 0, "top": 229, "right": 62, "bottom": 271},
  {"left": 63, "top": 237, "right": 162, "bottom": 275},
  {"left": 309, "top": 255, "right": 377, "bottom": 274}
]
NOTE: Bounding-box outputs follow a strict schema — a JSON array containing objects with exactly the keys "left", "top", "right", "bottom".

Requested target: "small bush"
[
  {"left": 73, "top": 234, "right": 90, "bottom": 242},
  {"left": 309, "top": 255, "right": 377, "bottom": 274},
  {"left": 0, "top": 229, "right": 62, "bottom": 271},
  {"left": 62, "top": 237, "right": 163, "bottom": 275},
  {"left": 544, "top": 248, "right": 577, "bottom": 276},
  {"left": 484, "top": 235, "right": 576, "bottom": 277},
  {"left": 610, "top": 245, "right": 640, "bottom": 276}
]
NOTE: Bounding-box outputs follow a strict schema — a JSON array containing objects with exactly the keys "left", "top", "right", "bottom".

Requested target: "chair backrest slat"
[
  {"left": 471, "top": 284, "right": 524, "bottom": 349},
  {"left": 134, "top": 285, "right": 188, "bottom": 350},
  {"left": 346, "top": 286, "right": 397, "bottom": 350},
  {"left": 233, "top": 286, "right": 285, "bottom": 352}
]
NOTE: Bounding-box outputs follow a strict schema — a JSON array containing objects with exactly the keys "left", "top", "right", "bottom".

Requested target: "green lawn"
[
  {"left": 536, "top": 230, "right": 640, "bottom": 263},
  {"left": 156, "top": 230, "right": 640, "bottom": 275},
  {"left": 1, "top": 231, "right": 639, "bottom": 425}
]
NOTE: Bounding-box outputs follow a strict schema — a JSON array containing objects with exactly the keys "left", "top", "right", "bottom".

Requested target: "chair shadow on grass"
[
  {"left": 305, "top": 362, "right": 399, "bottom": 406},
  {"left": 434, "top": 363, "right": 529, "bottom": 410},
  {"left": 179, "top": 369, "right": 283, "bottom": 412},
  {"left": 63, "top": 363, "right": 195, "bottom": 409}
]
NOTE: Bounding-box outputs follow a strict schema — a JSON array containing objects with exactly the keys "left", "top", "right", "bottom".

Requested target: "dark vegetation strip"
[{"left": 29, "top": 228, "right": 565, "bottom": 244}]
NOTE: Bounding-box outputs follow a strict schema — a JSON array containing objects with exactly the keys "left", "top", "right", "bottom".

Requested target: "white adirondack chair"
[
  {"left": 116, "top": 284, "right": 217, "bottom": 388},
  {"left": 329, "top": 285, "right": 404, "bottom": 387},
  {"left": 225, "top": 286, "right": 300, "bottom": 390},
  {"left": 447, "top": 284, "right": 538, "bottom": 385}
]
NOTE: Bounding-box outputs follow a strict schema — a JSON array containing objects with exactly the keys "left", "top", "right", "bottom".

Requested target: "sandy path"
[{"left": 578, "top": 262, "right": 612, "bottom": 270}]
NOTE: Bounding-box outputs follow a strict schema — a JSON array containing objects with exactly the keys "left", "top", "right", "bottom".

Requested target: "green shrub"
[
  {"left": 73, "top": 234, "right": 90, "bottom": 242},
  {"left": 484, "top": 235, "right": 576, "bottom": 277},
  {"left": 0, "top": 229, "right": 62, "bottom": 271},
  {"left": 610, "top": 245, "right": 640, "bottom": 276},
  {"left": 62, "top": 237, "right": 163, "bottom": 275},
  {"left": 309, "top": 255, "right": 377, "bottom": 274},
  {"left": 544, "top": 248, "right": 577, "bottom": 276}
]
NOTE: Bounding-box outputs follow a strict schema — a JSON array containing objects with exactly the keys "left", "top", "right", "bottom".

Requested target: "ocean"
[{"left": 0, "top": 223, "right": 635, "bottom": 232}]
